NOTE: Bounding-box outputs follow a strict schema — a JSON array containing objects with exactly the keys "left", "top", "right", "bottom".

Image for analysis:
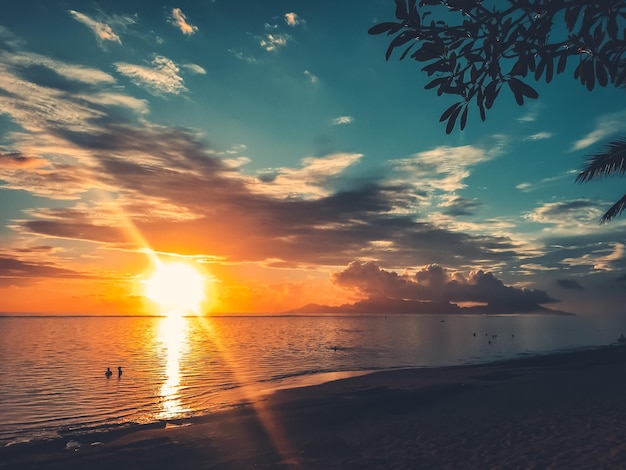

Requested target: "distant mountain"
[{"left": 288, "top": 297, "right": 574, "bottom": 316}]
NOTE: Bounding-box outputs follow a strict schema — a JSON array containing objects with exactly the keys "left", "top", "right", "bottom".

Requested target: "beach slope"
[{"left": 3, "top": 345, "right": 626, "bottom": 469}]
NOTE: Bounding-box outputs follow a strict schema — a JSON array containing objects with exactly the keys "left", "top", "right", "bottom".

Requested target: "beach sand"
[{"left": 3, "top": 345, "right": 626, "bottom": 469}]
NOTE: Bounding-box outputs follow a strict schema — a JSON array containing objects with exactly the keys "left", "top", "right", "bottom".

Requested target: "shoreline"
[
  {"left": 3, "top": 343, "right": 626, "bottom": 469},
  {"left": 0, "top": 342, "right": 606, "bottom": 448}
]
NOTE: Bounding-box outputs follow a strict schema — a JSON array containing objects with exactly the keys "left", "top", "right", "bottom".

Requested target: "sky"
[{"left": 0, "top": 0, "right": 624, "bottom": 316}]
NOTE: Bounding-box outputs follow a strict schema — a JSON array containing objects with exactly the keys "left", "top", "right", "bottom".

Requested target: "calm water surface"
[{"left": 1, "top": 313, "right": 625, "bottom": 446}]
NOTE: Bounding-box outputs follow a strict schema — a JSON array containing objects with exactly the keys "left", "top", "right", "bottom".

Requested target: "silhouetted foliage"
[
  {"left": 370, "top": 0, "right": 626, "bottom": 222},
  {"left": 576, "top": 138, "right": 626, "bottom": 223},
  {"left": 369, "top": 0, "right": 626, "bottom": 134}
]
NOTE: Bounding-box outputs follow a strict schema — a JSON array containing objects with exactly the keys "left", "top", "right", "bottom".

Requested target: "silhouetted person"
[
  {"left": 118, "top": 366, "right": 123, "bottom": 377},
  {"left": 105, "top": 367, "right": 112, "bottom": 378}
]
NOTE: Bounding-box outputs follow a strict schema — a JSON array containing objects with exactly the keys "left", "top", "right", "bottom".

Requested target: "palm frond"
[
  {"left": 600, "top": 192, "right": 626, "bottom": 224},
  {"left": 576, "top": 138, "right": 626, "bottom": 183}
]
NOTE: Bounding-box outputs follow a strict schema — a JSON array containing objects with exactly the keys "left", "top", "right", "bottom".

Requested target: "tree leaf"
[
  {"left": 608, "top": 16, "right": 618, "bottom": 39},
  {"left": 399, "top": 44, "right": 416, "bottom": 60},
  {"left": 545, "top": 57, "right": 554, "bottom": 83},
  {"left": 484, "top": 81, "right": 499, "bottom": 109},
  {"left": 439, "top": 102, "right": 461, "bottom": 122},
  {"left": 508, "top": 77, "right": 538, "bottom": 104},
  {"left": 395, "top": 0, "right": 408, "bottom": 20},
  {"left": 511, "top": 56, "right": 528, "bottom": 77},
  {"left": 386, "top": 30, "right": 419, "bottom": 60},
  {"left": 583, "top": 60, "right": 595, "bottom": 91},
  {"left": 425, "top": 77, "right": 446, "bottom": 89},
  {"left": 534, "top": 58, "right": 546, "bottom": 81},
  {"left": 565, "top": 5, "right": 582, "bottom": 32},
  {"left": 368, "top": 22, "right": 403, "bottom": 35},
  {"left": 460, "top": 105, "right": 469, "bottom": 130},
  {"left": 557, "top": 53, "right": 567, "bottom": 74},
  {"left": 445, "top": 106, "right": 462, "bottom": 134},
  {"left": 595, "top": 60, "right": 608, "bottom": 87}
]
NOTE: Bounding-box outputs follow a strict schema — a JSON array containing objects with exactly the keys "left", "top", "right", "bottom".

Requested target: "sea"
[{"left": 1, "top": 313, "right": 625, "bottom": 448}]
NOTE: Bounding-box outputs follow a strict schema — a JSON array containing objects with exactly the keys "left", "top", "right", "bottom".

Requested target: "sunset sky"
[{"left": 0, "top": 0, "right": 625, "bottom": 316}]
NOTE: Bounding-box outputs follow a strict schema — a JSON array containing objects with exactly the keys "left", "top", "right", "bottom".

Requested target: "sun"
[{"left": 144, "top": 261, "right": 207, "bottom": 316}]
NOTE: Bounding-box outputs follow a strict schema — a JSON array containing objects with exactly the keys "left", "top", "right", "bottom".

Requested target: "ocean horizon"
[{"left": 2, "top": 313, "right": 625, "bottom": 448}]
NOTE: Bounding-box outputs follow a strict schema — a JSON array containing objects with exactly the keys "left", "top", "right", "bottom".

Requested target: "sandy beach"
[{"left": 3, "top": 344, "right": 626, "bottom": 469}]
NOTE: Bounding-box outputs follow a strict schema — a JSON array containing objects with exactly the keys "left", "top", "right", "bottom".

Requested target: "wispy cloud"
[
  {"left": 571, "top": 110, "right": 626, "bottom": 150},
  {"left": 68, "top": 10, "right": 134, "bottom": 48},
  {"left": 284, "top": 12, "right": 305, "bottom": 27},
  {"left": 392, "top": 145, "right": 494, "bottom": 194},
  {"left": 440, "top": 196, "right": 482, "bottom": 217},
  {"left": 0, "top": 152, "right": 48, "bottom": 169},
  {"left": 304, "top": 70, "right": 318, "bottom": 84},
  {"left": 170, "top": 8, "right": 198, "bottom": 36},
  {"left": 183, "top": 63, "right": 206, "bottom": 75},
  {"left": 69, "top": 10, "right": 120, "bottom": 45},
  {"left": 115, "top": 55, "right": 186, "bottom": 95},
  {"left": 524, "top": 131, "right": 553, "bottom": 141},
  {"left": 516, "top": 170, "right": 577, "bottom": 193},
  {"left": 251, "top": 153, "right": 363, "bottom": 199},
  {"left": 525, "top": 199, "right": 604, "bottom": 227},
  {"left": 332, "top": 116, "right": 353, "bottom": 125},
  {"left": 561, "top": 242, "right": 625, "bottom": 272},
  {"left": 259, "top": 33, "right": 290, "bottom": 52}
]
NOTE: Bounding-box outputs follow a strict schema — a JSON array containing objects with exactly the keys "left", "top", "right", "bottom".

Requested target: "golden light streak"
[{"left": 157, "top": 316, "right": 189, "bottom": 419}]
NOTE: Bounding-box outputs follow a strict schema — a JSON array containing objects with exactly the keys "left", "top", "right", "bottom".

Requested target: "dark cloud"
[
  {"left": 555, "top": 279, "right": 584, "bottom": 290},
  {"left": 19, "top": 220, "right": 126, "bottom": 244},
  {"left": 331, "top": 261, "right": 557, "bottom": 313},
  {"left": 442, "top": 196, "right": 482, "bottom": 216},
  {"left": 9, "top": 117, "right": 527, "bottom": 270},
  {"left": 13, "top": 245, "right": 56, "bottom": 253},
  {"left": 17, "top": 64, "right": 96, "bottom": 94},
  {"left": 0, "top": 255, "right": 92, "bottom": 286},
  {"left": 0, "top": 152, "right": 46, "bottom": 169}
]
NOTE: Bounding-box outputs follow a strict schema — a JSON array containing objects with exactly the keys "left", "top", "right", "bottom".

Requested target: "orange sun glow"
[{"left": 144, "top": 261, "right": 207, "bottom": 316}]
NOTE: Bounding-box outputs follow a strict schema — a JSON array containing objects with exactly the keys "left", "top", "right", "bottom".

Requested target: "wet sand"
[{"left": 3, "top": 344, "right": 626, "bottom": 469}]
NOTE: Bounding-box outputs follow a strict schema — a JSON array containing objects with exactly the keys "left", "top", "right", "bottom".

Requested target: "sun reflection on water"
[{"left": 157, "top": 315, "right": 189, "bottom": 419}]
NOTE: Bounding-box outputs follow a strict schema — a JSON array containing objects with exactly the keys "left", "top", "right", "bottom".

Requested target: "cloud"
[
  {"left": 170, "top": 8, "right": 198, "bottom": 36},
  {"left": 331, "top": 261, "right": 557, "bottom": 312},
  {"left": 251, "top": 153, "right": 363, "bottom": 199},
  {"left": 0, "top": 26, "right": 25, "bottom": 50},
  {"left": 571, "top": 110, "right": 626, "bottom": 150},
  {"left": 183, "top": 63, "right": 206, "bottom": 75},
  {"left": 440, "top": 196, "right": 482, "bottom": 217},
  {"left": 392, "top": 145, "right": 493, "bottom": 194},
  {"left": 259, "top": 33, "right": 290, "bottom": 52},
  {"left": 0, "top": 152, "right": 48, "bottom": 169},
  {"left": 555, "top": 279, "right": 584, "bottom": 290},
  {"left": 384, "top": 144, "right": 498, "bottom": 216},
  {"left": 68, "top": 10, "right": 135, "bottom": 48},
  {"left": 0, "top": 254, "right": 92, "bottom": 286},
  {"left": 525, "top": 200, "right": 604, "bottom": 226},
  {"left": 115, "top": 55, "right": 186, "bottom": 95},
  {"left": 0, "top": 49, "right": 124, "bottom": 142},
  {"left": 284, "top": 12, "right": 305, "bottom": 27},
  {"left": 304, "top": 70, "right": 318, "bottom": 84},
  {"left": 561, "top": 242, "right": 625, "bottom": 272},
  {"left": 0, "top": 37, "right": 534, "bottom": 281},
  {"left": 228, "top": 49, "right": 257, "bottom": 63},
  {"left": 524, "top": 131, "right": 553, "bottom": 141},
  {"left": 332, "top": 116, "right": 353, "bottom": 125},
  {"left": 516, "top": 170, "right": 577, "bottom": 193}
]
